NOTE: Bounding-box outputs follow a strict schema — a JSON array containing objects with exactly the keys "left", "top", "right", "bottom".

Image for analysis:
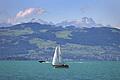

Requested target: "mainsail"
[
  {"left": 52, "top": 46, "right": 63, "bottom": 65},
  {"left": 58, "top": 46, "right": 63, "bottom": 64}
]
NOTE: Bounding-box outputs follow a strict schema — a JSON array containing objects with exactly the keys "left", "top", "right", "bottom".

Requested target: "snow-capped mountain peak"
[
  {"left": 56, "top": 17, "right": 104, "bottom": 28},
  {"left": 30, "top": 18, "right": 54, "bottom": 25}
]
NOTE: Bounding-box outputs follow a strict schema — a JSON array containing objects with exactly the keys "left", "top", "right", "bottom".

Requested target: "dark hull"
[
  {"left": 38, "top": 61, "right": 45, "bottom": 63},
  {"left": 53, "top": 64, "right": 69, "bottom": 68}
]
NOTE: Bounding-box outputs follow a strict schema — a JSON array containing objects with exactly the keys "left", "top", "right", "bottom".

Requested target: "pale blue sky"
[{"left": 0, "top": 0, "right": 120, "bottom": 27}]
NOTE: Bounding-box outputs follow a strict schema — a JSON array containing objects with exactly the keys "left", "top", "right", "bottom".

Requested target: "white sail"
[
  {"left": 52, "top": 46, "right": 64, "bottom": 65},
  {"left": 58, "top": 46, "right": 63, "bottom": 64},
  {"left": 52, "top": 47, "right": 58, "bottom": 65}
]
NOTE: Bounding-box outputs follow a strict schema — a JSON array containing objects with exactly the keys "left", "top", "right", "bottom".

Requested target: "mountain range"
[
  {"left": 0, "top": 18, "right": 120, "bottom": 61},
  {"left": 0, "top": 23, "right": 12, "bottom": 27},
  {"left": 56, "top": 17, "right": 105, "bottom": 28}
]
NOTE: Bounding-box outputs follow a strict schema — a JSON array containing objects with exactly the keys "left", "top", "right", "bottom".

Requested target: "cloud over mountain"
[
  {"left": 16, "top": 8, "right": 45, "bottom": 18},
  {"left": 7, "top": 8, "right": 45, "bottom": 24}
]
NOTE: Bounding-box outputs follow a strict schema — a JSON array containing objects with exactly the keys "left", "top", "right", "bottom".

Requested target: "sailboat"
[{"left": 52, "top": 45, "right": 69, "bottom": 68}]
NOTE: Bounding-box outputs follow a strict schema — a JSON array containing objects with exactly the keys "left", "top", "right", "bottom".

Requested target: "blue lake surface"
[{"left": 0, "top": 61, "right": 120, "bottom": 80}]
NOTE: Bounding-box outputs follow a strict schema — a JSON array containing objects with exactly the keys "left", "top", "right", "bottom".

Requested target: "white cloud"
[
  {"left": 16, "top": 8, "right": 45, "bottom": 18},
  {"left": 7, "top": 8, "right": 45, "bottom": 24}
]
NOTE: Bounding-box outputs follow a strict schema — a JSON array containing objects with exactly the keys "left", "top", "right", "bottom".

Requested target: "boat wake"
[{"left": 69, "top": 62, "right": 84, "bottom": 63}]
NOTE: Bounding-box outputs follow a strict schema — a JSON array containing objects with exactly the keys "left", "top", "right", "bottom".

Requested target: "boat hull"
[
  {"left": 38, "top": 61, "right": 45, "bottom": 63},
  {"left": 52, "top": 64, "right": 69, "bottom": 68}
]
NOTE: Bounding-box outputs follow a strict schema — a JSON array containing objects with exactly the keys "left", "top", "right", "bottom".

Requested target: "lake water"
[{"left": 0, "top": 61, "right": 120, "bottom": 80}]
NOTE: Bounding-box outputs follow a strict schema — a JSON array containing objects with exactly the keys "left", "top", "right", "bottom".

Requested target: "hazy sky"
[{"left": 0, "top": 0, "right": 120, "bottom": 27}]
